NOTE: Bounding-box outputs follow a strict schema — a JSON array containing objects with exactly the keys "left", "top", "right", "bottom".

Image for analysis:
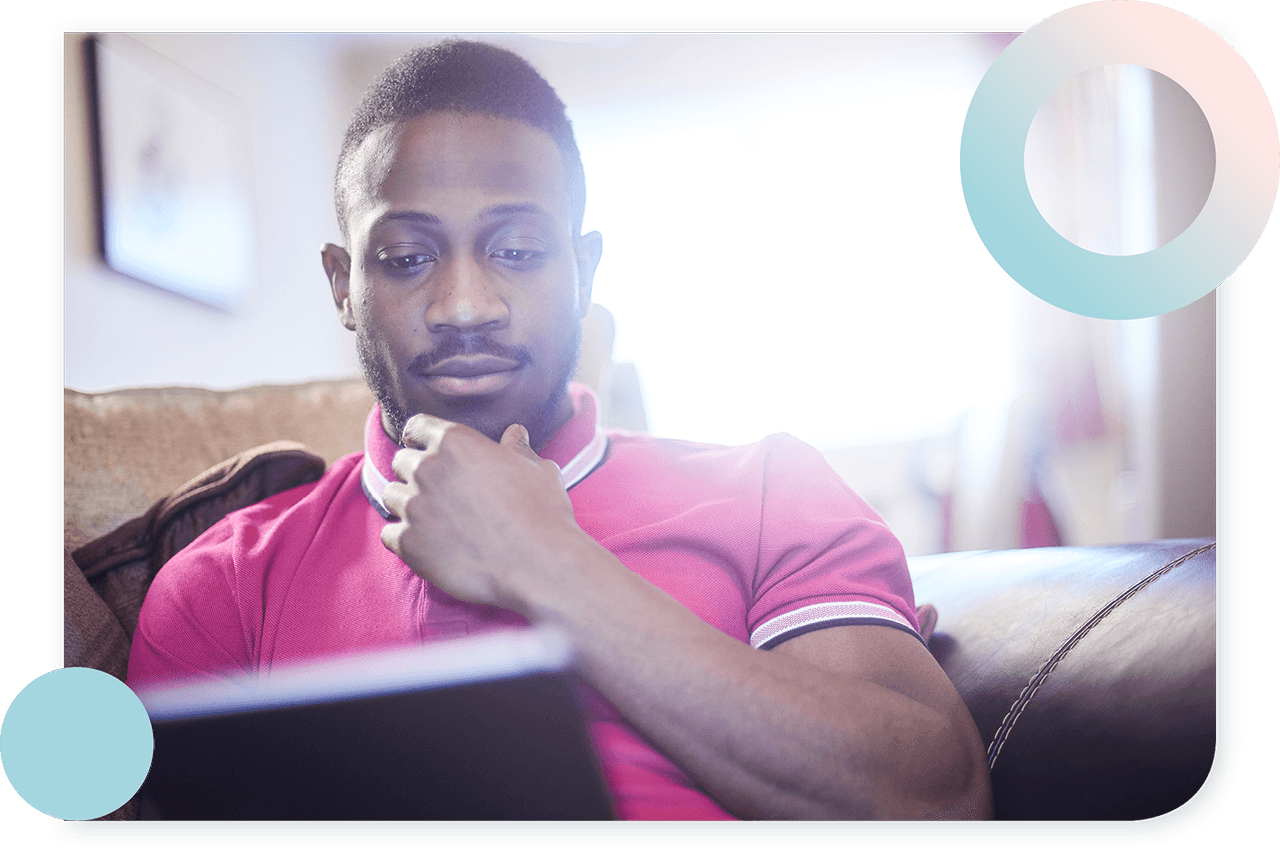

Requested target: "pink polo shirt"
[{"left": 129, "top": 384, "right": 919, "bottom": 820}]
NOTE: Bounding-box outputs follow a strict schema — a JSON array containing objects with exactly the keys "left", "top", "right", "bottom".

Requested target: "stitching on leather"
[{"left": 985, "top": 541, "right": 1215, "bottom": 770}]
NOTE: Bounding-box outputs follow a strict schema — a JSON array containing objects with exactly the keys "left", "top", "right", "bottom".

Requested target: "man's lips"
[
  {"left": 415, "top": 355, "right": 522, "bottom": 397},
  {"left": 422, "top": 355, "right": 522, "bottom": 378}
]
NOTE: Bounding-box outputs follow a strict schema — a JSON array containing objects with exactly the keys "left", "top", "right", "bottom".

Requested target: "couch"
[{"left": 64, "top": 378, "right": 1215, "bottom": 821}]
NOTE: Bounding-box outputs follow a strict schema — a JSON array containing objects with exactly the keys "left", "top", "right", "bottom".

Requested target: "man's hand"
[{"left": 379, "top": 414, "right": 588, "bottom": 612}]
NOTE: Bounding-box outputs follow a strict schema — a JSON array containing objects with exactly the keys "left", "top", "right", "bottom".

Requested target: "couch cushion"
[
  {"left": 910, "top": 539, "right": 1215, "bottom": 820},
  {"left": 64, "top": 379, "right": 373, "bottom": 552}
]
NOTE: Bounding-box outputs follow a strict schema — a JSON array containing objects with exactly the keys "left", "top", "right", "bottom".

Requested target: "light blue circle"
[
  {"left": 960, "top": 3, "right": 1278, "bottom": 319},
  {"left": 2, "top": 668, "right": 153, "bottom": 820}
]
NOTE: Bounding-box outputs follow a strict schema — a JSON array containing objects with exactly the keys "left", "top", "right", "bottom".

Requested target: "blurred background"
[{"left": 63, "top": 33, "right": 1215, "bottom": 557}]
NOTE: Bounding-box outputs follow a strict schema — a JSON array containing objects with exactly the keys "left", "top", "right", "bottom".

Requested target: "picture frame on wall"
[{"left": 85, "top": 33, "right": 255, "bottom": 311}]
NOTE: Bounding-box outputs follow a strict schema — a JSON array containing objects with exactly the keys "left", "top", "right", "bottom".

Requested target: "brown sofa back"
[{"left": 64, "top": 378, "right": 373, "bottom": 553}]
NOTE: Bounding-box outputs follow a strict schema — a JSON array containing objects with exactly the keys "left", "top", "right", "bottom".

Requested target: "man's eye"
[
  {"left": 379, "top": 253, "right": 434, "bottom": 272},
  {"left": 491, "top": 248, "right": 544, "bottom": 267}
]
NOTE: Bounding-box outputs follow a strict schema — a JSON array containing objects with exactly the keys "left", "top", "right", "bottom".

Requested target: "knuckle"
[
  {"left": 382, "top": 482, "right": 404, "bottom": 511},
  {"left": 392, "top": 449, "right": 431, "bottom": 485}
]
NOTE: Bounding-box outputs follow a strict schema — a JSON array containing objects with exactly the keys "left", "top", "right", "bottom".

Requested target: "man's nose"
[{"left": 424, "top": 255, "right": 510, "bottom": 333}]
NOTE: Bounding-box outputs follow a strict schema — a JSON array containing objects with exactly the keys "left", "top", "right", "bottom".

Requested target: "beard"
[{"left": 357, "top": 319, "right": 582, "bottom": 451}]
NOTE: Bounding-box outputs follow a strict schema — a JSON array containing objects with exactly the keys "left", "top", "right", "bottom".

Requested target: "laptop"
[{"left": 136, "top": 627, "right": 616, "bottom": 820}]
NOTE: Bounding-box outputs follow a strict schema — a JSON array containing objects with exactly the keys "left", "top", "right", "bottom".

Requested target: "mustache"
[{"left": 406, "top": 335, "right": 534, "bottom": 374}]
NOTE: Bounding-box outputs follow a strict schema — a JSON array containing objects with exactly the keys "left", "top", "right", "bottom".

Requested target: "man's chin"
[
  {"left": 383, "top": 386, "right": 571, "bottom": 450},
  {"left": 447, "top": 388, "right": 571, "bottom": 450},
  {"left": 430, "top": 397, "right": 514, "bottom": 444}
]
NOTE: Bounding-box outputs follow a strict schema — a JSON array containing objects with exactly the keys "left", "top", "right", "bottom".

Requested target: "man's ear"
[
  {"left": 321, "top": 243, "right": 356, "bottom": 330},
  {"left": 574, "top": 231, "right": 603, "bottom": 319}
]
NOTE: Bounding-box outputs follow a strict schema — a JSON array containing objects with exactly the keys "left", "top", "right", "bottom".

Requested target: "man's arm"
[
  {"left": 381, "top": 415, "right": 992, "bottom": 819},
  {"left": 767, "top": 626, "right": 991, "bottom": 819}
]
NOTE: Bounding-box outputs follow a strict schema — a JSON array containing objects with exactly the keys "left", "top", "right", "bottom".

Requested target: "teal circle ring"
[{"left": 961, "top": 1, "right": 1279, "bottom": 319}]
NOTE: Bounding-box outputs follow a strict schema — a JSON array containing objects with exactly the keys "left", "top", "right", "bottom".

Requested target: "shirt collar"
[{"left": 361, "top": 383, "right": 608, "bottom": 519}]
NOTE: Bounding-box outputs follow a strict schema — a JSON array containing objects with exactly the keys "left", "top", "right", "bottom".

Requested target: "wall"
[{"left": 64, "top": 34, "right": 358, "bottom": 393}]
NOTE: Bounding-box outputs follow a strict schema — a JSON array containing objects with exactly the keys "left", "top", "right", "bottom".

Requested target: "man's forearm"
[{"left": 516, "top": 534, "right": 991, "bottom": 820}]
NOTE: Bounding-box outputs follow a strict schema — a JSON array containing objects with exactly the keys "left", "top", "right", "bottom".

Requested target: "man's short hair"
[{"left": 334, "top": 39, "right": 588, "bottom": 242}]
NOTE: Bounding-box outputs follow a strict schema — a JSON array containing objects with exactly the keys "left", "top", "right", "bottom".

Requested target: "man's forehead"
[{"left": 343, "top": 112, "right": 573, "bottom": 234}]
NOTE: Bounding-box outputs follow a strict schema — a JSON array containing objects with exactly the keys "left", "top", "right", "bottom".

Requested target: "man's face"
[{"left": 323, "top": 112, "right": 602, "bottom": 449}]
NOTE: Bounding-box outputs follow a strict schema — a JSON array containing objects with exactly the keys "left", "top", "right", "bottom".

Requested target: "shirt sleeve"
[{"left": 745, "top": 434, "right": 921, "bottom": 650}]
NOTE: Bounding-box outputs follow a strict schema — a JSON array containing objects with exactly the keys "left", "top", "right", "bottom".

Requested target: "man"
[{"left": 128, "top": 39, "right": 992, "bottom": 820}]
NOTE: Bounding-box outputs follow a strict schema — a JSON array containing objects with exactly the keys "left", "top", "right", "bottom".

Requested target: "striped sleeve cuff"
[{"left": 750, "top": 601, "right": 924, "bottom": 650}]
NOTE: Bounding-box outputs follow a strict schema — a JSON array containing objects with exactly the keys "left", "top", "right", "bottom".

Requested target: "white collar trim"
[{"left": 362, "top": 421, "right": 608, "bottom": 520}]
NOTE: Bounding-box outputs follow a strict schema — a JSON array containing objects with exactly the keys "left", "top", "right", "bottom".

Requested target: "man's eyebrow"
[
  {"left": 375, "top": 211, "right": 444, "bottom": 228},
  {"left": 477, "top": 203, "right": 553, "bottom": 222}
]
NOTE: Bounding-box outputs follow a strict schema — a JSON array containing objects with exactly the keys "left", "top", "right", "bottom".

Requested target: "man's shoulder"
[
  {"left": 588, "top": 430, "right": 857, "bottom": 517},
  {"left": 172, "top": 451, "right": 368, "bottom": 560},
  {"left": 602, "top": 430, "right": 832, "bottom": 479},
  {"left": 237, "top": 450, "right": 364, "bottom": 515},
  {"left": 140, "top": 451, "right": 366, "bottom": 623},
  {"left": 604, "top": 428, "right": 801, "bottom": 454}
]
